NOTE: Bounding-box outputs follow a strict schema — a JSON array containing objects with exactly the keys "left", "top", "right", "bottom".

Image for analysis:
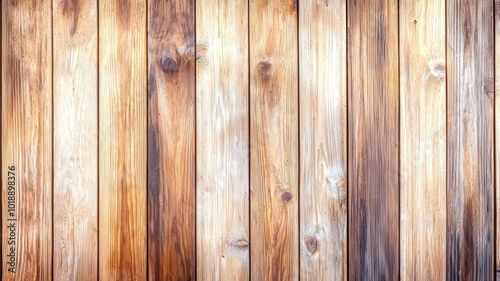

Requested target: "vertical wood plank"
[
  {"left": 196, "top": 0, "right": 249, "bottom": 279},
  {"left": 447, "top": 0, "right": 495, "bottom": 280},
  {"left": 1, "top": 0, "right": 52, "bottom": 279},
  {"left": 147, "top": 0, "right": 195, "bottom": 280},
  {"left": 347, "top": 0, "right": 399, "bottom": 279},
  {"left": 496, "top": 0, "right": 500, "bottom": 278},
  {"left": 99, "top": 0, "right": 147, "bottom": 279},
  {"left": 53, "top": 0, "right": 98, "bottom": 279},
  {"left": 299, "top": 1, "right": 346, "bottom": 280},
  {"left": 250, "top": 0, "right": 298, "bottom": 280},
  {"left": 399, "top": 0, "right": 446, "bottom": 280}
]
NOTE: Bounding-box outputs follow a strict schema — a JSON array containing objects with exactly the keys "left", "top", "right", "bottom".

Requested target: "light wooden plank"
[
  {"left": 53, "top": 0, "right": 98, "bottom": 279},
  {"left": 196, "top": 0, "right": 249, "bottom": 279},
  {"left": 447, "top": 0, "right": 494, "bottom": 280},
  {"left": 347, "top": 0, "right": 399, "bottom": 279},
  {"left": 99, "top": 0, "right": 147, "bottom": 279},
  {"left": 399, "top": 0, "right": 446, "bottom": 280},
  {"left": 1, "top": 0, "right": 52, "bottom": 279},
  {"left": 147, "top": 0, "right": 195, "bottom": 279},
  {"left": 495, "top": 1, "right": 500, "bottom": 279},
  {"left": 299, "top": 0, "right": 346, "bottom": 280},
  {"left": 250, "top": 0, "right": 298, "bottom": 280}
]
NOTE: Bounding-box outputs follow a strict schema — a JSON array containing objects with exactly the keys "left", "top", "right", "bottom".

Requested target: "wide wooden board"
[
  {"left": 99, "top": 0, "right": 147, "bottom": 279},
  {"left": 196, "top": 0, "right": 249, "bottom": 279},
  {"left": 347, "top": 0, "right": 400, "bottom": 279},
  {"left": 399, "top": 0, "right": 446, "bottom": 280},
  {"left": 299, "top": 0, "right": 347, "bottom": 280}
]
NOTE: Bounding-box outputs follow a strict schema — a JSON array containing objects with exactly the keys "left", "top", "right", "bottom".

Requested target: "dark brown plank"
[
  {"left": 147, "top": 0, "right": 196, "bottom": 280},
  {"left": 347, "top": 0, "right": 399, "bottom": 279},
  {"left": 447, "top": 0, "right": 494, "bottom": 280}
]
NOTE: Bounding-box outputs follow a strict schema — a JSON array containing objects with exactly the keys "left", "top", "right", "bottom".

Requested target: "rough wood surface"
[
  {"left": 147, "top": 0, "right": 195, "bottom": 280},
  {"left": 347, "top": 0, "right": 399, "bottom": 279},
  {"left": 99, "top": 0, "right": 147, "bottom": 279},
  {"left": 1, "top": 0, "right": 53, "bottom": 279},
  {"left": 495, "top": 0, "right": 500, "bottom": 278},
  {"left": 53, "top": 0, "right": 98, "bottom": 279},
  {"left": 447, "top": 0, "right": 494, "bottom": 280},
  {"left": 299, "top": 0, "right": 347, "bottom": 280},
  {"left": 250, "top": 0, "right": 298, "bottom": 280},
  {"left": 196, "top": 0, "right": 249, "bottom": 280},
  {"left": 399, "top": 0, "right": 446, "bottom": 280}
]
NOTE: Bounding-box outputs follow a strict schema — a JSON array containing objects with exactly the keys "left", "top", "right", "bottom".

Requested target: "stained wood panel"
[
  {"left": 495, "top": 1, "right": 500, "bottom": 278},
  {"left": 196, "top": 0, "right": 249, "bottom": 279},
  {"left": 299, "top": 1, "right": 347, "bottom": 280},
  {"left": 347, "top": 0, "right": 399, "bottom": 279},
  {"left": 99, "top": 0, "right": 147, "bottom": 279},
  {"left": 399, "top": 0, "right": 446, "bottom": 280},
  {"left": 53, "top": 0, "right": 98, "bottom": 279},
  {"left": 147, "top": 0, "right": 195, "bottom": 280},
  {"left": 250, "top": 0, "right": 298, "bottom": 280},
  {"left": 1, "top": 0, "right": 53, "bottom": 279},
  {"left": 447, "top": 0, "right": 494, "bottom": 280}
]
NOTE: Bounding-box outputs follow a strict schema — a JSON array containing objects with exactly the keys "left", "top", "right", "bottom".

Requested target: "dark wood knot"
[
  {"left": 161, "top": 53, "right": 179, "bottom": 73},
  {"left": 305, "top": 235, "right": 318, "bottom": 254},
  {"left": 281, "top": 191, "right": 293, "bottom": 202}
]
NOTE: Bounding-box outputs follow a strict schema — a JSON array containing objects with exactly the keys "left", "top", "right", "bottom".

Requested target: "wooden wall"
[{"left": 0, "top": 0, "right": 498, "bottom": 280}]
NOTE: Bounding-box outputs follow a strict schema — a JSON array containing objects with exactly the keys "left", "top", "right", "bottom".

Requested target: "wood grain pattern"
[
  {"left": 147, "top": 0, "right": 195, "bottom": 280},
  {"left": 196, "top": 0, "right": 249, "bottom": 279},
  {"left": 1, "top": 0, "right": 53, "bottom": 279},
  {"left": 299, "top": 0, "right": 346, "bottom": 280},
  {"left": 399, "top": 0, "right": 446, "bottom": 280},
  {"left": 99, "top": 0, "right": 147, "bottom": 279},
  {"left": 347, "top": 0, "right": 399, "bottom": 279},
  {"left": 496, "top": 0, "right": 500, "bottom": 278},
  {"left": 53, "top": 0, "right": 98, "bottom": 279},
  {"left": 250, "top": 0, "right": 298, "bottom": 280},
  {"left": 447, "top": 0, "right": 494, "bottom": 280}
]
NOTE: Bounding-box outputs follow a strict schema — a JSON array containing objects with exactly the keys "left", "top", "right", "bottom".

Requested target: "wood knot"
[
  {"left": 430, "top": 60, "right": 445, "bottom": 79},
  {"left": 230, "top": 239, "right": 249, "bottom": 249},
  {"left": 281, "top": 191, "right": 293, "bottom": 202},
  {"left": 160, "top": 53, "right": 179, "bottom": 73},
  {"left": 305, "top": 236, "right": 317, "bottom": 254},
  {"left": 258, "top": 58, "right": 272, "bottom": 73}
]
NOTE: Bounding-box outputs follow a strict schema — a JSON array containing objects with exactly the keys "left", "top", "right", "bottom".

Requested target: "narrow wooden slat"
[
  {"left": 347, "top": 0, "right": 399, "bottom": 279},
  {"left": 147, "top": 0, "right": 195, "bottom": 279},
  {"left": 99, "top": 0, "right": 147, "bottom": 279},
  {"left": 1, "top": 0, "right": 52, "bottom": 279},
  {"left": 399, "top": 0, "right": 446, "bottom": 280},
  {"left": 298, "top": 1, "right": 346, "bottom": 280},
  {"left": 196, "top": 0, "right": 249, "bottom": 279},
  {"left": 250, "top": 0, "right": 298, "bottom": 279},
  {"left": 447, "top": 0, "right": 494, "bottom": 280},
  {"left": 53, "top": 0, "right": 98, "bottom": 279},
  {"left": 495, "top": 1, "right": 500, "bottom": 278}
]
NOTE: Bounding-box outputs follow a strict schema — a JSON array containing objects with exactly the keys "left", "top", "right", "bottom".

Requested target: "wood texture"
[
  {"left": 1, "top": 0, "right": 53, "bottom": 279},
  {"left": 147, "top": 0, "right": 195, "bottom": 280},
  {"left": 496, "top": 0, "right": 500, "bottom": 278},
  {"left": 196, "top": 0, "right": 249, "bottom": 279},
  {"left": 399, "top": 0, "right": 446, "bottom": 280},
  {"left": 99, "top": 0, "right": 147, "bottom": 279},
  {"left": 250, "top": 0, "right": 298, "bottom": 280},
  {"left": 53, "top": 0, "right": 98, "bottom": 279},
  {"left": 347, "top": 0, "right": 399, "bottom": 279},
  {"left": 447, "top": 0, "right": 494, "bottom": 280},
  {"left": 299, "top": 0, "right": 347, "bottom": 280}
]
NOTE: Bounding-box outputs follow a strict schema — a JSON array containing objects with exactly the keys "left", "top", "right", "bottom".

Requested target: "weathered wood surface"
[
  {"left": 99, "top": 0, "right": 147, "bottom": 279},
  {"left": 147, "top": 1, "right": 195, "bottom": 280},
  {"left": 1, "top": 0, "right": 53, "bottom": 279},
  {"left": 53, "top": 0, "right": 98, "bottom": 279},
  {"left": 495, "top": 1, "right": 500, "bottom": 279},
  {"left": 447, "top": 0, "right": 494, "bottom": 280},
  {"left": 299, "top": 0, "right": 347, "bottom": 280},
  {"left": 250, "top": 0, "right": 298, "bottom": 279},
  {"left": 347, "top": 0, "right": 400, "bottom": 279},
  {"left": 399, "top": 0, "right": 446, "bottom": 280},
  {"left": 196, "top": 0, "right": 249, "bottom": 280}
]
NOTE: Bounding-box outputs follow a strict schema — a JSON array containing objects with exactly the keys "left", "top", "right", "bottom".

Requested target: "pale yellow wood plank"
[
  {"left": 99, "top": 0, "right": 147, "bottom": 279},
  {"left": 400, "top": 0, "right": 446, "bottom": 280},
  {"left": 299, "top": 0, "right": 347, "bottom": 280},
  {"left": 196, "top": 0, "right": 249, "bottom": 279},
  {"left": 1, "top": 0, "right": 52, "bottom": 279},
  {"left": 53, "top": 0, "right": 98, "bottom": 279}
]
